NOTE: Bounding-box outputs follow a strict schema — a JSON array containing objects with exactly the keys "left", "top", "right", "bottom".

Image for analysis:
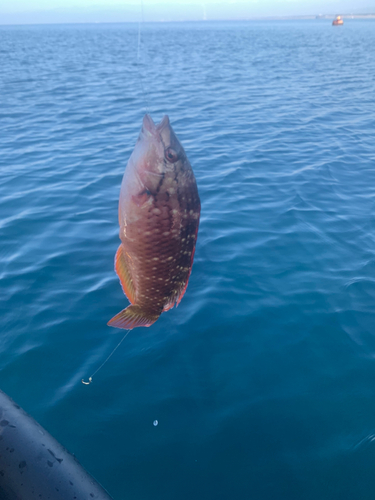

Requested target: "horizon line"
[{"left": 1, "top": 13, "right": 375, "bottom": 27}]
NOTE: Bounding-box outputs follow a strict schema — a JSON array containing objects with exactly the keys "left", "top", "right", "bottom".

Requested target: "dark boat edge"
[{"left": 0, "top": 389, "right": 114, "bottom": 500}]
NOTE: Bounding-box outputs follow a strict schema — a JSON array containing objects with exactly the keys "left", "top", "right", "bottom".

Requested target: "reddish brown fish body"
[{"left": 108, "top": 115, "right": 200, "bottom": 329}]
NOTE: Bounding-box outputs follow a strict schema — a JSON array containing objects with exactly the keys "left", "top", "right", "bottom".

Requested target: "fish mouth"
[
  {"left": 156, "top": 115, "right": 170, "bottom": 133},
  {"left": 142, "top": 114, "right": 170, "bottom": 137},
  {"left": 142, "top": 114, "right": 156, "bottom": 136}
]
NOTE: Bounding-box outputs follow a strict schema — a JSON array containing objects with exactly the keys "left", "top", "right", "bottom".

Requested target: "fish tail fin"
[{"left": 107, "top": 305, "right": 160, "bottom": 330}]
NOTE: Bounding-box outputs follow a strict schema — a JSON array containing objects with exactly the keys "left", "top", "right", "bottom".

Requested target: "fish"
[{"left": 108, "top": 114, "right": 200, "bottom": 329}]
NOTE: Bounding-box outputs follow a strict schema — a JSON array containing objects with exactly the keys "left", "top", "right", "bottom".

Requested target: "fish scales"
[{"left": 108, "top": 114, "right": 200, "bottom": 329}]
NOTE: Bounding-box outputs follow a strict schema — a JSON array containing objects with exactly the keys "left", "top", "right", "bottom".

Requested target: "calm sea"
[{"left": 1, "top": 19, "right": 375, "bottom": 500}]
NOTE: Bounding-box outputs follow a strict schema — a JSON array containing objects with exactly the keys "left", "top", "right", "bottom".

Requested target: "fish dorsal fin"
[{"left": 115, "top": 244, "right": 136, "bottom": 305}]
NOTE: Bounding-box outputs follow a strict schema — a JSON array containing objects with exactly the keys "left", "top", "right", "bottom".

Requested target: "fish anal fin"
[
  {"left": 163, "top": 300, "right": 175, "bottom": 312},
  {"left": 176, "top": 246, "right": 197, "bottom": 306},
  {"left": 176, "top": 280, "right": 189, "bottom": 306},
  {"left": 108, "top": 305, "right": 160, "bottom": 330},
  {"left": 115, "top": 245, "right": 136, "bottom": 304}
]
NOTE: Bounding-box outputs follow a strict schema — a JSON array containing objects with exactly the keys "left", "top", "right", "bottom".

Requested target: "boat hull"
[{"left": 0, "top": 389, "right": 113, "bottom": 500}]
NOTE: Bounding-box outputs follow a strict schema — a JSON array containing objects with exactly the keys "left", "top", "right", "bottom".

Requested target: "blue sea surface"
[{"left": 1, "top": 19, "right": 375, "bottom": 499}]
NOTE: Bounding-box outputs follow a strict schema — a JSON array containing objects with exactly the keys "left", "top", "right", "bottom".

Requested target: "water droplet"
[{"left": 153, "top": 420, "right": 158, "bottom": 426}]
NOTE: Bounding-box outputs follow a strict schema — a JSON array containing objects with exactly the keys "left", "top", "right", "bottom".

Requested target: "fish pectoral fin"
[
  {"left": 107, "top": 305, "right": 160, "bottom": 330},
  {"left": 115, "top": 244, "right": 136, "bottom": 304}
]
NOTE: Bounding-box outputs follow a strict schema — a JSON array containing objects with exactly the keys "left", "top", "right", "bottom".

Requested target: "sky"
[{"left": 0, "top": 0, "right": 374, "bottom": 24}]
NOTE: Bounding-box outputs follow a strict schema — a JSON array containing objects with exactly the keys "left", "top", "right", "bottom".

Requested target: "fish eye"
[{"left": 165, "top": 147, "right": 179, "bottom": 163}]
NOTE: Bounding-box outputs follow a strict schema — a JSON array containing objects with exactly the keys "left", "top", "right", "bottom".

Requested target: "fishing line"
[
  {"left": 136, "top": 0, "right": 150, "bottom": 114},
  {"left": 82, "top": 0, "right": 149, "bottom": 387},
  {"left": 81, "top": 330, "right": 130, "bottom": 385}
]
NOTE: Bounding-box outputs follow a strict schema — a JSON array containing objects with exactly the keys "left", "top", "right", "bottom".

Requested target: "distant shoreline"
[
  {"left": 258, "top": 14, "right": 375, "bottom": 20},
  {"left": 0, "top": 14, "right": 374, "bottom": 27}
]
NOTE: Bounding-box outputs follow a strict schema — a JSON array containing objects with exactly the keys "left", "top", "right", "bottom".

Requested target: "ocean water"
[{"left": 1, "top": 19, "right": 375, "bottom": 499}]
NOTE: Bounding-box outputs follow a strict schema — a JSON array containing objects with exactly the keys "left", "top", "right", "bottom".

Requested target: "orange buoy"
[{"left": 332, "top": 15, "right": 344, "bottom": 25}]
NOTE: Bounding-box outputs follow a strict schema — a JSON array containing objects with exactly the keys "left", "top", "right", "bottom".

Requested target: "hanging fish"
[{"left": 108, "top": 115, "right": 200, "bottom": 329}]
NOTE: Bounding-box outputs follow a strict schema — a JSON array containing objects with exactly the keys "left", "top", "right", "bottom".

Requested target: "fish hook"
[{"left": 81, "top": 330, "right": 130, "bottom": 386}]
